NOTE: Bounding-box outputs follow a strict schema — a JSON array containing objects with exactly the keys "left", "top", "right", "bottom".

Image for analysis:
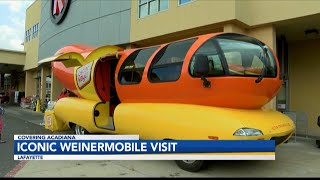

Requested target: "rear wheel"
[
  {"left": 316, "top": 140, "right": 320, "bottom": 148},
  {"left": 175, "top": 160, "right": 206, "bottom": 172}
]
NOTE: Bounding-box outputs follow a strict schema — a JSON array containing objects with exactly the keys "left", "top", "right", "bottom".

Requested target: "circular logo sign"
[{"left": 50, "top": 0, "right": 71, "bottom": 25}]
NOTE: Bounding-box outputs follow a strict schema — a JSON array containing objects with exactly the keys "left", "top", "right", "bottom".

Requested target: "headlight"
[
  {"left": 233, "top": 128, "right": 263, "bottom": 136},
  {"left": 47, "top": 101, "right": 56, "bottom": 110}
]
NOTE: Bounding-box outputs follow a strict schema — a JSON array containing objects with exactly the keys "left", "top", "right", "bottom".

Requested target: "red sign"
[
  {"left": 50, "top": 0, "right": 70, "bottom": 25},
  {"left": 53, "top": 0, "right": 65, "bottom": 15},
  {"left": 76, "top": 62, "right": 93, "bottom": 89}
]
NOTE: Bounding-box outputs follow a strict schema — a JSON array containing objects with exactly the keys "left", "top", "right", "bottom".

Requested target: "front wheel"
[
  {"left": 73, "top": 124, "right": 88, "bottom": 135},
  {"left": 175, "top": 160, "right": 206, "bottom": 172}
]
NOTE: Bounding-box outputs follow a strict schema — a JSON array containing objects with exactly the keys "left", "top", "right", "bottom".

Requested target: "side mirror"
[
  {"left": 193, "top": 54, "right": 210, "bottom": 77},
  {"left": 193, "top": 54, "right": 211, "bottom": 88},
  {"left": 280, "top": 73, "right": 288, "bottom": 80}
]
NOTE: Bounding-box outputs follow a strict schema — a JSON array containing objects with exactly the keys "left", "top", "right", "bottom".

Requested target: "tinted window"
[
  {"left": 189, "top": 39, "right": 225, "bottom": 77},
  {"left": 149, "top": 38, "right": 196, "bottom": 82},
  {"left": 119, "top": 47, "right": 159, "bottom": 84}
]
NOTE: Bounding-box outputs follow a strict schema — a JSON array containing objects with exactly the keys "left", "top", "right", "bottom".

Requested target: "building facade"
[
  {"left": 18, "top": 0, "right": 320, "bottom": 137},
  {"left": 24, "top": 0, "right": 41, "bottom": 101}
]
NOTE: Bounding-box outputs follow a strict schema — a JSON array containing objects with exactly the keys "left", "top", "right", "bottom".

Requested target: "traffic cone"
[{"left": 36, "top": 99, "right": 40, "bottom": 112}]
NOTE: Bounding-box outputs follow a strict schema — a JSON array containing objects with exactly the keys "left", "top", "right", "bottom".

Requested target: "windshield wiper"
[
  {"left": 255, "top": 46, "right": 268, "bottom": 83},
  {"left": 255, "top": 64, "right": 265, "bottom": 83}
]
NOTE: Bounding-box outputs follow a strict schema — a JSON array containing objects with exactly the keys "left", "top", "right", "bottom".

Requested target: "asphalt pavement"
[
  {"left": 0, "top": 105, "right": 50, "bottom": 177},
  {"left": 12, "top": 137, "right": 320, "bottom": 177}
]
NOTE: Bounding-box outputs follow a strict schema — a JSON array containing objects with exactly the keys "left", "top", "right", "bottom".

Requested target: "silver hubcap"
[
  {"left": 182, "top": 160, "right": 196, "bottom": 164},
  {"left": 75, "top": 125, "right": 85, "bottom": 135}
]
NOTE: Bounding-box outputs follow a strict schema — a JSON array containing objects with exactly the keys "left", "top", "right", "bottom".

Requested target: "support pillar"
[
  {"left": 248, "top": 25, "right": 277, "bottom": 110},
  {"left": 50, "top": 70, "right": 63, "bottom": 101},
  {"left": 0, "top": 73, "right": 4, "bottom": 91},
  {"left": 25, "top": 70, "right": 36, "bottom": 97},
  {"left": 40, "top": 66, "right": 51, "bottom": 101},
  {"left": 223, "top": 23, "right": 246, "bottom": 34}
]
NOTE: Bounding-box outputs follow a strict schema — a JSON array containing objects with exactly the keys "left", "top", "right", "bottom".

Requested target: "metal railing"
[{"left": 283, "top": 111, "right": 309, "bottom": 142}]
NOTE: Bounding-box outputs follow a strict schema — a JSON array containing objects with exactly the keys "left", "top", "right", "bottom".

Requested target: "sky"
[{"left": 0, "top": 0, "right": 35, "bottom": 51}]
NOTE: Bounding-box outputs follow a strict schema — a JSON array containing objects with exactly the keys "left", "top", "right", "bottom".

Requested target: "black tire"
[
  {"left": 175, "top": 160, "right": 206, "bottom": 172},
  {"left": 316, "top": 140, "right": 320, "bottom": 148},
  {"left": 72, "top": 124, "right": 89, "bottom": 135}
]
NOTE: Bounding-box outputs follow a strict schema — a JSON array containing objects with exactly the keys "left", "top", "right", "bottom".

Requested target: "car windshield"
[{"left": 216, "top": 34, "right": 277, "bottom": 77}]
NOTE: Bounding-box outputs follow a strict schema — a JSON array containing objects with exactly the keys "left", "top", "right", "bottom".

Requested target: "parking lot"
[
  {"left": 1, "top": 105, "right": 319, "bottom": 177},
  {"left": 11, "top": 137, "right": 320, "bottom": 177}
]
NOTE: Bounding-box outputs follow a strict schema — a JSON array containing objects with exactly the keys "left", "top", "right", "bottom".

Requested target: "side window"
[
  {"left": 190, "top": 40, "right": 225, "bottom": 77},
  {"left": 119, "top": 47, "right": 159, "bottom": 84},
  {"left": 149, "top": 38, "right": 197, "bottom": 82}
]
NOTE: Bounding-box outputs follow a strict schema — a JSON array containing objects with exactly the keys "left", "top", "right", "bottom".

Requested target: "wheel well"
[
  {"left": 69, "top": 122, "right": 75, "bottom": 129},
  {"left": 69, "top": 122, "right": 90, "bottom": 134}
]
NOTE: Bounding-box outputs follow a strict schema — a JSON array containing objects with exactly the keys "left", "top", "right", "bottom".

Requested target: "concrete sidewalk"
[{"left": 0, "top": 105, "right": 53, "bottom": 177}]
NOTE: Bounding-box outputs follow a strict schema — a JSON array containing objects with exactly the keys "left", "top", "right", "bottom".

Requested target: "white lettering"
[
  {"left": 82, "top": 142, "right": 90, "bottom": 152},
  {"left": 60, "top": 142, "right": 71, "bottom": 152},
  {"left": 105, "top": 143, "right": 114, "bottom": 152},
  {"left": 98, "top": 142, "right": 104, "bottom": 152},
  {"left": 115, "top": 143, "right": 124, "bottom": 152},
  {"left": 141, "top": 142, "right": 147, "bottom": 152},
  {"left": 151, "top": 142, "right": 158, "bottom": 152},
  {"left": 71, "top": 143, "right": 78, "bottom": 152},
  {"left": 91, "top": 142, "right": 96, "bottom": 152}
]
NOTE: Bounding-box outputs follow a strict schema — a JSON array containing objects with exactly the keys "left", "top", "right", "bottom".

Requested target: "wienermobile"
[{"left": 43, "top": 32, "right": 295, "bottom": 172}]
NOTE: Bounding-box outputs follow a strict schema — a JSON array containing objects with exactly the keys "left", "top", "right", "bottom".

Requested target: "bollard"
[{"left": 36, "top": 99, "right": 40, "bottom": 112}]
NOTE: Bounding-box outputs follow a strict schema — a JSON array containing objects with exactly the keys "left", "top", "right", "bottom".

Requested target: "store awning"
[{"left": 38, "top": 55, "right": 60, "bottom": 65}]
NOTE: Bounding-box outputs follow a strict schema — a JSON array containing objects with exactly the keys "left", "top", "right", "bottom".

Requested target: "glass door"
[{"left": 276, "top": 36, "right": 289, "bottom": 112}]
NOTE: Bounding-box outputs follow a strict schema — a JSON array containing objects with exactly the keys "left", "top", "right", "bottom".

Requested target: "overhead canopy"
[
  {"left": 38, "top": 55, "right": 60, "bottom": 65},
  {"left": 0, "top": 63, "right": 24, "bottom": 73},
  {"left": 0, "top": 49, "right": 25, "bottom": 73}
]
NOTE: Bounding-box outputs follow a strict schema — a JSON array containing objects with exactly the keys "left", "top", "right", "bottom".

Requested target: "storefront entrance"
[{"left": 276, "top": 36, "right": 289, "bottom": 112}]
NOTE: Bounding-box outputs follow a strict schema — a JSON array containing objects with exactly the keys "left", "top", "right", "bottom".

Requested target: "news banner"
[{"left": 14, "top": 135, "right": 276, "bottom": 160}]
